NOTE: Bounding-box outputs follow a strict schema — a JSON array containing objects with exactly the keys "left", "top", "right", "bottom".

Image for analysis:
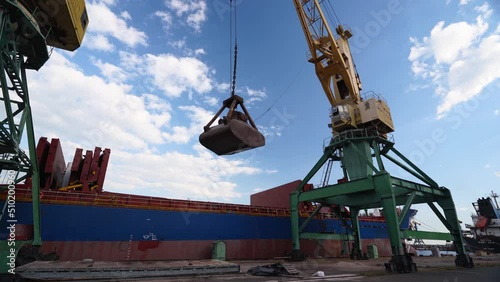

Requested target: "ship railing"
[{"left": 3, "top": 188, "right": 297, "bottom": 217}]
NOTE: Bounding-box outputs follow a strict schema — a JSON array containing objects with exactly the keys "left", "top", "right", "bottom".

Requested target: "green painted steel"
[
  {"left": 290, "top": 130, "right": 472, "bottom": 267},
  {"left": 0, "top": 2, "right": 50, "bottom": 274},
  {"left": 300, "top": 232, "right": 354, "bottom": 240},
  {"left": 398, "top": 192, "right": 416, "bottom": 226},
  {"left": 299, "top": 205, "right": 322, "bottom": 232},
  {"left": 343, "top": 141, "right": 374, "bottom": 180},
  {"left": 401, "top": 230, "right": 454, "bottom": 241}
]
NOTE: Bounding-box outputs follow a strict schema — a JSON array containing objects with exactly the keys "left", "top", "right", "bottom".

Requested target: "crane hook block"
[{"left": 199, "top": 95, "right": 265, "bottom": 156}]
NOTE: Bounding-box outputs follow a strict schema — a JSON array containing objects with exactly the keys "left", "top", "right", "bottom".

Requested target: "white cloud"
[
  {"left": 495, "top": 171, "right": 500, "bottom": 177},
  {"left": 105, "top": 145, "right": 259, "bottom": 200},
  {"left": 216, "top": 83, "right": 230, "bottom": 92},
  {"left": 145, "top": 53, "right": 213, "bottom": 97},
  {"left": 204, "top": 96, "right": 219, "bottom": 106},
  {"left": 155, "top": 11, "right": 173, "bottom": 31},
  {"left": 118, "top": 51, "right": 146, "bottom": 72},
  {"left": 484, "top": 164, "right": 491, "bottom": 169},
  {"left": 166, "top": 0, "right": 207, "bottom": 32},
  {"left": 99, "top": 0, "right": 116, "bottom": 6},
  {"left": 26, "top": 51, "right": 264, "bottom": 201},
  {"left": 120, "top": 11, "right": 131, "bottom": 20},
  {"left": 86, "top": 2, "right": 147, "bottom": 48},
  {"left": 84, "top": 34, "right": 114, "bottom": 52},
  {"left": 495, "top": 110, "right": 499, "bottom": 116},
  {"left": 245, "top": 87, "right": 267, "bottom": 105},
  {"left": 92, "top": 59, "right": 128, "bottom": 84},
  {"left": 162, "top": 105, "right": 213, "bottom": 144},
  {"left": 28, "top": 52, "right": 167, "bottom": 151},
  {"left": 194, "top": 49, "right": 206, "bottom": 55},
  {"left": 408, "top": 3, "right": 500, "bottom": 118},
  {"left": 459, "top": 0, "right": 471, "bottom": 6},
  {"left": 474, "top": 3, "right": 492, "bottom": 17},
  {"left": 168, "top": 39, "right": 186, "bottom": 49}
]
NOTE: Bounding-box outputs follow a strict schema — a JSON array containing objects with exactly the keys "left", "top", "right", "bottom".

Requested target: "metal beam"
[
  {"left": 372, "top": 140, "right": 385, "bottom": 172},
  {"left": 388, "top": 147, "right": 439, "bottom": 187},
  {"left": 384, "top": 154, "right": 435, "bottom": 187},
  {"left": 300, "top": 232, "right": 354, "bottom": 240},
  {"left": 398, "top": 192, "right": 416, "bottom": 227},
  {"left": 298, "top": 177, "right": 373, "bottom": 202},
  {"left": 299, "top": 204, "right": 322, "bottom": 232},
  {"left": 391, "top": 177, "right": 447, "bottom": 197},
  {"left": 401, "top": 230, "right": 454, "bottom": 241},
  {"left": 428, "top": 202, "right": 452, "bottom": 231}
]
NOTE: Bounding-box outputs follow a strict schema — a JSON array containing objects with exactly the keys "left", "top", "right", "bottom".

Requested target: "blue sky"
[{"left": 25, "top": 0, "right": 499, "bottom": 233}]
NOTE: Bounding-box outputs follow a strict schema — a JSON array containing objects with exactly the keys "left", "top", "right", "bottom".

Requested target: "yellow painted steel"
[
  {"left": 19, "top": 0, "right": 89, "bottom": 51},
  {"left": 292, "top": 0, "right": 394, "bottom": 135}
]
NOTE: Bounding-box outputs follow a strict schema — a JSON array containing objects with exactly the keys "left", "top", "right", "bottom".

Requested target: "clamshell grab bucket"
[
  {"left": 199, "top": 95, "right": 265, "bottom": 156},
  {"left": 200, "top": 119, "right": 265, "bottom": 155}
]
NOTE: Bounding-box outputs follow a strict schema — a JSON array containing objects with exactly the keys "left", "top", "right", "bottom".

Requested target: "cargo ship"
[
  {"left": 463, "top": 192, "right": 500, "bottom": 254},
  {"left": 0, "top": 138, "right": 417, "bottom": 262}
]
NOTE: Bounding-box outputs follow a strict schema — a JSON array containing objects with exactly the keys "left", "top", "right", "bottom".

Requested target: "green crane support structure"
[
  {"left": 0, "top": 1, "right": 49, "bottom": 274},
  {"left": 0, "top": 0, "right": 88, "bottom": 275},
  {"left": 290, "top": 0, "right": 474, "bottom": 272}
]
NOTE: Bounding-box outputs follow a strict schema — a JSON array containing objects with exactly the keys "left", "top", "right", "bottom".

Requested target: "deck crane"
[
  {"left": 290, "top": 0, "right": 474, "bottom": 272},
  {"left": 0, "top": 0, "right": 88, "bottom": 274}
]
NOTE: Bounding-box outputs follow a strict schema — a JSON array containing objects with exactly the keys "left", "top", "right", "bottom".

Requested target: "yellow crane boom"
[
  {"left": 293, "top": 0, "right": 361, "bottom": 107},
  {"left": 293, "top": 0, "right": 394, "bottom": 135}
]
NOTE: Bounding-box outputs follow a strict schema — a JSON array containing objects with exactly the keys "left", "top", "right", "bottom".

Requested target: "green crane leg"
[
  {"left": 381, "top": 196, "right": 402, "bottom": 255},
  {"left": 290, "top": 191, "right": 300, "bottom": 252},
  {"left": 26, "top": 98, "right": 41, "bottom": 246},
  {"left": 437, "top": 197, "right": 474, "bottom": 267},
  {"left": 374, "top": 173, "right": 403, "bottom": 255},
  {"left": 349, "top": 207, "right": 365, "bottom": 259},
  {"left": 374, "top": 172, "right": 416, "bottom": 272}
]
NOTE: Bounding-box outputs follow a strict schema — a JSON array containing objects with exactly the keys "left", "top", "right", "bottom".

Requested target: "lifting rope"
[
  {"left": 199, "top": 0, "right": 265, "bottom": 156},
  {"left": 229, "top": 0, "right": 238, "bottom": 97}
]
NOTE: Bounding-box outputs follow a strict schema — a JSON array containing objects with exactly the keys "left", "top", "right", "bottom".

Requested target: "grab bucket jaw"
[
  {"left": 200, "top": 119, "right": 265, "bottom": 155},
  {"left": 199, "top": 95, "right": 265, "bottom": 156}
]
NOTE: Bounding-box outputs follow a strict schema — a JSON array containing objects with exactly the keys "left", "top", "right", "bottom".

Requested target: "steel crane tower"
[
  {"left": 290, "top": 0, "right": 473, "bottom": 272},
  {"left": 0, "top": 0, "right": 88, "bottom": 274}
]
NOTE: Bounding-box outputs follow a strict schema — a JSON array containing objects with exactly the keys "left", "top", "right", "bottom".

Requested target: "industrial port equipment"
[
  {"left": 0, "top": 0, "right": 475, "bottom": 276},
  {"left": 199, "top": 0, "right": 265, "bottom": 156},
  {"left": 288, "top": 0, "right": 474, "bottom": 272},
  {"left": 0, "top": 0, "right": 88, "bottom": 274}
]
